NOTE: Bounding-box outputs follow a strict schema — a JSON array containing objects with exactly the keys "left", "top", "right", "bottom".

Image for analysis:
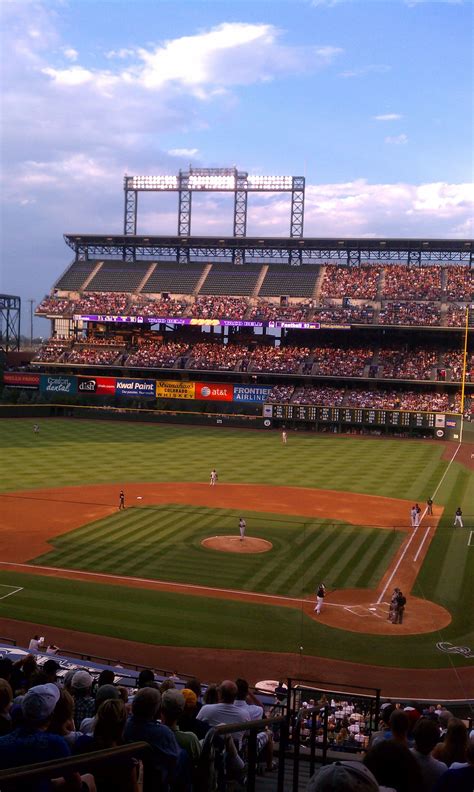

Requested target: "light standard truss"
[{"left": 123, "top": 168, "right": 305, "bottom": 263}]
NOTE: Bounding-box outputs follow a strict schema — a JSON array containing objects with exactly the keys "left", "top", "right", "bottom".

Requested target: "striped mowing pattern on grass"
[
  {"left": 31, "top": 505, "right": 403, "bottom": 597},
  {"left": 0, "top": 419, "right": 448, "bottom": 502}
]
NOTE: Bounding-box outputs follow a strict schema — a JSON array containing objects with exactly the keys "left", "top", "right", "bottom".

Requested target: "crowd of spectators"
[
  {"left": 248, "top": 345, "right": 311, "bottom": 373},
  {"left": 344, "top": 389, "right": 460, "bottom": 412},
  {"left": 74, "top": 292, "right": 131, "bottom": 316},
  {"left": 378, "top": 349, "right": 439, "bottom": 380},
  {"left": 321, "top": 267, "right": 380, "bottom": 299},
  {"left": 0, "top": 654, "right": 282, "bottom": 792},
  {"left": 36, "top": 297, "right": 74, "bottom": 316},
  {"left": 188, "top": 296, "right": 249, "bottom": 320},
  {"left": 187, "top": 342, "right": 249, "bottom": 371},
  {"left": 445, "top": 266, "right": 474, "bottom": 301},
  {"left": 130, "top": 298, "right": 190, "bottom": 318},
  {"left": 291, "top": 385, "right": 346, "bottom": 406},
  {"left": 445, "top": 304, "right": 472, "bottom": 327},
  {"left": 249, "top": 300, "right": 314, "bottom": 322},
  {"left": 382, "top": 265, "right": 442, "bottom": 300},
  {"left": 65, "top": 345, "right": 122, "bottom": 366},
  {"left": 378, "top": 303, "right": 441, "bottom": 326},
  {"left": 33, "top": 341, "right": 71, "bottom": 363},
  {"left": 125, "top": 340, "right": 190, "bottom": 368},
  {"left": 1, "top": 648, "right": 472, "bottom": 792},
  {"left": 313, "top": 304, "right": 375, "bottom": 325},
  {"left": 312, "top": 347, "right": 373, "bottom": 377}
]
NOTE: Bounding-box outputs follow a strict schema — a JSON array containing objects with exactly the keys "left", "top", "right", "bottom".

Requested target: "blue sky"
[{"left": 0, "top": 0, "right": 472, "bottom": 333}]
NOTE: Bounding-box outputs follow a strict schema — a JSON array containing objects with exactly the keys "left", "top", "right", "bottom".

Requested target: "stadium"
[{"left": 0, "top": 167, "right": 473, "bottom": 789}]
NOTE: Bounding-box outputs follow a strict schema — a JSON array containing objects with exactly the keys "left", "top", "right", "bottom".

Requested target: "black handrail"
[
  {"left": 0, "top": 717, "right": 288, "bottom": 792},
  {"left": 0, "top": 741, "right": 151, "bottom": 783}
]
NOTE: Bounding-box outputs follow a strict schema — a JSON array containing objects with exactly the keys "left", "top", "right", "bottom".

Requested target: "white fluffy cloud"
[
  {"left": 374, "top": 113, "right": 402, "bottom": 121},
  {"left": 385, "top": 133, "right": 408, "bottom": 145}
]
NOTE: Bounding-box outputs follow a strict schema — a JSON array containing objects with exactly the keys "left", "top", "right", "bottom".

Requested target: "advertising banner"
[
  {"left": 155, "top": 380, "right": 195, "bottom": 400},
  {"left": 3, "top": 372, "right": 40, "bottom": 389},
  {"left": 115, "top": 378, "right": 156, "bottom": 398},
  {"left": 78, "top": 376, "right": 116, "bottom": 395},
  {"left": 40, "top": 375, "right": 77, "bottom": 395},
  {"left": 195, "top": 382, "right": 234, "bottom": 401},
  {"left": 233, "top": 385, "right": 273, "bottom": 403}
]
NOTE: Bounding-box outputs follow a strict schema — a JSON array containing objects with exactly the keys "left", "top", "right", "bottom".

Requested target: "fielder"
[
  {"left": 210, "top": 469, "right": 218, "bottom": 486},
  {"left": 454, "top": 507, "right": 463, "bottom": 528},
  {"left": 314, "top": 583, "right": 326, "bottom": 615},
  {"left": 119, "top": 490, "right": 125, "bottom": 510},
  {"left": 239, "top": 517, "right": 246, "bottom": 541},
  {"left": 282, "top": 430, "right": 287, "bottom": 444}
]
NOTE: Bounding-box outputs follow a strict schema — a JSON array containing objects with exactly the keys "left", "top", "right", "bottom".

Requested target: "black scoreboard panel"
[{"left": 268, "top": 404, "right": 439, "bottom": 428}]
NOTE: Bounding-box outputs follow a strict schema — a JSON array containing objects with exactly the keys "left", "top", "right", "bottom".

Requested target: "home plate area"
[{"left": 341, "top": 603, "right": 387, "bottom": 619}]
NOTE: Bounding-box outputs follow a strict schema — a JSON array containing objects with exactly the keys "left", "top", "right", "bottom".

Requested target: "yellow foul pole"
[{"left": 459, "top": 305, "right": 470, "bottom": 443}]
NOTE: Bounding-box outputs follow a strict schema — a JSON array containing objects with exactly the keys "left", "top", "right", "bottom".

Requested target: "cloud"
[
  {"left": 340, "top": 64, "right": 390, "bottom": 78},
  {"left": 385, "top": 134, "right": 408, "bottom": 145},
  {"left": 167, "top": 148, "right": 199, "bottom": 158},
  {"left": 374, "top": 113, "right": 402, "bottom": 121},
  {"left": 38, "top": 22, "right": 343, "bottom": 99},
  {"left": 62, "top": 47, "right": 78, "bottom": 61},
  {"left": 242, "top": 180, "right": 473, "bottom": 239}
]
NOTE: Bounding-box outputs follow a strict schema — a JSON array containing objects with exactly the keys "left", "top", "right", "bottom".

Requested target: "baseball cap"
[
  {"left": 71, "top": 670, "right": 93, "bottom": 690},
  {"left": 307, "top": 761, "right": 380, "bottom": 792},
  {"left": 162, "top": 689, "right": 185, "bottom": 715},
  {"left": 21, "top": 683, "right": 60, "bottom": 722}
]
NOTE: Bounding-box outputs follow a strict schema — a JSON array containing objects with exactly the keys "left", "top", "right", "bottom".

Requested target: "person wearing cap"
[
  {"left": 71, "top": 670, "right": 95, "bottom": 729},
  {"left": 161, "top": 689, "right": 201, "bottom": 762},
  {"left": 178, "top": 688, "right": 209, "bottom": 739},
  {"left": 0, "top": 684, "right": 77, "bottom": 791},
  {"left": 307, "top": 759, "right": 382, "bottom": 792}
]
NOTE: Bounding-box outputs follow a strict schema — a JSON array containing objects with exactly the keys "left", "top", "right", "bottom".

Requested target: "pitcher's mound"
[{"left": 202, "top": 536, "right": 272, "bottom": 554}]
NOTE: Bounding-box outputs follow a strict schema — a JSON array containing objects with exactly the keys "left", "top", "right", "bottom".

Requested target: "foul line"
[
  {"left": 414, "top": 527, "right": 431, "bottom": 563},
  {"left": 0, "top": 561, "right": 317, "bottom": 607},
  {"left": 0, "top": 585, "right": 23, "bottom": 601},
  {"left": 468, "top": 531, "right": 473, "bottom": 548},
  {"left": 377, "top": 442, "right": 461, "bottom": 605}
]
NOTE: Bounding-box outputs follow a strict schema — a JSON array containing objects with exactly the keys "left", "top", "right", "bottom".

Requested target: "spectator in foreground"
[
  {"left": 431, "top": 717, "right": 469, "bottom": 767},
  {"left": 410, "top": 717, "right": 447, "bottom": 791},
  {"left": 178, "top": 688, "right": 209, "bottom": 739},
  {"left": 76, "top": 699, "right": 139, "bottom": 792},
  {"left": 48, "top": 689, "right": 83, "bottom": 747},
  {"left": 196, "top": 680, "right": 250, "bottom": 748},
  {"left": 0, "top": 679, "right": 13, "bottom": 736},
  {"left": 434, "top": 739, "right": 474, "bottom": 791},
  {"left": 79, "top": 684, "right": 120, "bottom": 736},
  {"left": 364, "top": 739, "right": 424, "bottom": 792},
  {"left": 71, "top": 670, "right": 95, "bottom": 729},
  {"left": 0, "top": 683, "right": 94, "bottom": 792},
  {"left": 161, "top": 689, "right": 201, "bottom": 762},
  {"left": 123, "top": 687, "right": 180, "bottom": 790},
  {"left": 307, "top": 759, "right": 381, "bottom": 791}
]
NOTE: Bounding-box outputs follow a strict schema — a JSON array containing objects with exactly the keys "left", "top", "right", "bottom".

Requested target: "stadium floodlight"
[
  {"left": 247, "top": 175, "right": 294, "bottom": 189},
  {"left": 130, "top": 175, "right": 178, "bottom": 190}
]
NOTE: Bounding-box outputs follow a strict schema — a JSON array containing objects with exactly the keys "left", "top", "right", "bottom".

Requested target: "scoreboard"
[{"left": 268, "top": 404, "right": 437, "bottom": 428}]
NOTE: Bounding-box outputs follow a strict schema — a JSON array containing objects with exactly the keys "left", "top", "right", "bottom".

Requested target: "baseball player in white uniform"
[
  {"left": 239, "top": 517, "right": 246, "bottom": 541},
  {"left": 454, "top": 507, "right": 463, "bottom": 528},
  {"left": 282, "top": 430, "right": 287, "bottom": 444},
  {"left": 210, "top": 469, "right": 218, "bottom": 486}
]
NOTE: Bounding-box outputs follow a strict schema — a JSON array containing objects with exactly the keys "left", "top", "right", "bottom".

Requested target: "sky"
[{"left": 0, "top": 0, "right": 473, "bottom": 334}]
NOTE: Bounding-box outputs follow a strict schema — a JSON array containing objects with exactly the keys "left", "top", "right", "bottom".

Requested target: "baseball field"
[{"left": 0, "top": 418, "right": 473, "bottom": 696}]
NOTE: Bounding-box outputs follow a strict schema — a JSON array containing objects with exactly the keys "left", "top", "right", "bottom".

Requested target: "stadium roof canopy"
[{"left": 64, "top": 234, "right": 473, "bottom": 265}]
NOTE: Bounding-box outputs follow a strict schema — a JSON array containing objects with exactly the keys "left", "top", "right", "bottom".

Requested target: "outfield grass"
[
  {"left": 0, "top": 418, "right": 448, "bottom": 500},
  {"left": 0, "top": 418, "right": 473, "bottom": 669}
]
